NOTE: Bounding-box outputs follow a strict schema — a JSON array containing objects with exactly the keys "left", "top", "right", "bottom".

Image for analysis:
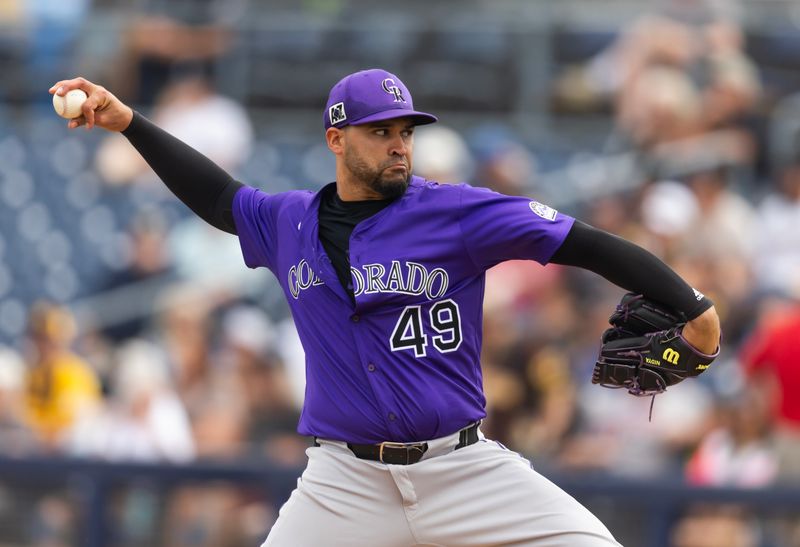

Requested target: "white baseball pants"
[
  {"left": 262, "top": 430, "right": 622, "bottom": 547},
  {"left": 262, "top": 433, "right": 620, "bottom": 547}
]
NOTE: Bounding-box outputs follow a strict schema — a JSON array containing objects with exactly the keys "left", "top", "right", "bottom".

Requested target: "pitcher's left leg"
[{"left": 407, "top": 440, "right": 623, "bottom": 547}]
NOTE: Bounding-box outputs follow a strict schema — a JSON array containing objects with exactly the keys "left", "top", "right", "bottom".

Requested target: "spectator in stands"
[
  {"left": 557, "top": 10, "right": 761, "bottom": 177},
  {"left": 469, "top": 125, "right": 538, "bottom": 197},
  {"left": 28, "top": 495, "right": 76, "bottom": 547},
  {"left": 700, "top": 20, "right": 762, "bottom": 133},
  {"left": 149, "top": 76, "right": 254, "bottom": 173},
  {"left": 96, "top": 209, "right": 176, "bottom": 343},
  {"left": 219, "top": 306, "right": 305, "bottom": 466},
  {"left": 637, "top": 179, "right": 701, "bottom": 261},
  {"left": 618, "top": 64, "right": 705, "bottom": 149},
  {"left": 752, "top": 146, "right": 800, "bottom": 298},
  {"left": 678, "top": 165, "right": 756, "bottom": 261},
  {"left": 685, "top": 385, "right": 778, "bottom": 487},
  {"left": 22, "top": 302, "right": 101, "bottom": 450},
  {"left": 68, "top": 339, "right": 195, "bottom": 462},
  {"left": 412, "top": 125, "right": 474, "bottom": 184},
  {"left": 0, "top": 346, "right": 36, "bottom": 455},
  {"left": 155, "top": 287, "right": 214, "bottom": 414},
  {"left": 739, "top": 295, "right": 800, "bottom": 481},
  {"left": 671, "top": 505, "right": 759, "bottom": 547},
  {"left": 23, "top": 0, "right": 93, "bottom": 98},
  {"left": 112, "top": 0, "right": 243, "bottom": 105},
  {"left": 163, "top": 483, "right": 275, "bottom": 547},
  {"left": 154, "top": 287, "right": 249, "bottom": 460},
  {"left": 502, "top": 344, "right": 580, "bottom": 465},
  {"left": 583, "top": 13, "right": 757, "bottom": 117}
]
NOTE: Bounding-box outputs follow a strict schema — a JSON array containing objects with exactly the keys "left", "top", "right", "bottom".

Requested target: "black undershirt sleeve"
[
  {"left": 550, "top": 220, "right": 712, "bottom": 320},
  {"left": 121, "top": 111, "right": 243, "bottom": 235}
]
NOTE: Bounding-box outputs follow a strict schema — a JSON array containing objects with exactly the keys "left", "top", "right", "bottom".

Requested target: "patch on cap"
[{"left": 329, "top": 102, "right": 346, "bottom": 126}]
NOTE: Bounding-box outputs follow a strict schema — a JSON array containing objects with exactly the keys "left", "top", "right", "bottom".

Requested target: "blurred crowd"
[{"left": 3, "top": 0, "right": 800, "bottom": 545}]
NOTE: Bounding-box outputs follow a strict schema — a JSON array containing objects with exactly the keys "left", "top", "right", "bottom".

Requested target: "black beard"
[
  {"left": 368, "top": 174, "right": 409, "bottom": 200},
  {"left": 345, "top": 149, "right": 410, "bottom": 200}
]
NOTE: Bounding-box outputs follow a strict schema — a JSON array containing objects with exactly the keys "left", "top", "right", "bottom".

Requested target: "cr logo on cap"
[{"left": 382, "top": 78, "right": 405, "bottom": 103}]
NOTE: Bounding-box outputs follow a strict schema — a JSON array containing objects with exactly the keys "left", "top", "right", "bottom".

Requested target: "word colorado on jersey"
[{"left": 288, "top": 259, "right": 450, "bottom": 301}]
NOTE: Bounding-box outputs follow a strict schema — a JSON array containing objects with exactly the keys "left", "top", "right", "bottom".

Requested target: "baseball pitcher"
[{"left": 50, "top": 68, "right": 720, "bottom": 546}]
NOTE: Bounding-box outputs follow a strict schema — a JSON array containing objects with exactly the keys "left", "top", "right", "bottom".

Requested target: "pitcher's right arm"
[{"left": 49, "top": 77, "right": 243, "bottom": 234}]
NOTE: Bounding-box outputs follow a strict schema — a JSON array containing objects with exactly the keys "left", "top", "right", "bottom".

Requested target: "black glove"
[
  {"left": 593, "top": 293, "right": 718, "bottom": 397},
  {"left": 603, "top": 292, "right": 686, "bottom": 341},
  {"left": 593, "top": 326, "right": 718, "bottom": 395}
]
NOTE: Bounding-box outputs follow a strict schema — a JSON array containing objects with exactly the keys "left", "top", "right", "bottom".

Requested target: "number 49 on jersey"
[{"left": 390, "top": 299, "right": 462, "bottom": 357}]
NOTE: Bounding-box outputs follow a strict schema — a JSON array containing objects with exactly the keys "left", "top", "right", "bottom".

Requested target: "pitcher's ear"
[{"left": 326, "top": 127, "right": 345, "bottom": 155}]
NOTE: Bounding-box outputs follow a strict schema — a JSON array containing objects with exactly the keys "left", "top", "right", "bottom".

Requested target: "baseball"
[{"left": 52, "top": 89, "right": 87, "bottom": 119}]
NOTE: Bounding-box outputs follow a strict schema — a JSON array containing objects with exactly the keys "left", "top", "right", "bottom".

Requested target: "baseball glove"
[{"left": 592, "top": 293, "right": 718, "bottom": 400}]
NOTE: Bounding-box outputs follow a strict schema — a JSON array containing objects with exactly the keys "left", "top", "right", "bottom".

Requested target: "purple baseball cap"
[{"left": 324, "top": 68, "right": 438, "bottom": 129}]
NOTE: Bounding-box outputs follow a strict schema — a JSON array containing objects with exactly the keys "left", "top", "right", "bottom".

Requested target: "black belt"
[{"left": 344, "top": 422, "right": 480, "bottom": 465}]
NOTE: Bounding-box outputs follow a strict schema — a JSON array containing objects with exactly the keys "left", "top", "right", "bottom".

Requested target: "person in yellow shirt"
[{"left": 23, "top": 302, "right": 101, "bottom": 449}]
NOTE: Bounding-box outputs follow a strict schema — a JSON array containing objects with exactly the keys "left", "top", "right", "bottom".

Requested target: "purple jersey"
[{"left": 233, "top": 176, "right": 574, "bottom": 443}]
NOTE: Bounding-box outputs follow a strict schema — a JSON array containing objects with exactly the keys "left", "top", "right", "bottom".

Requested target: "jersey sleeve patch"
[{"left": 529, "top": 200, "right": 557, "bottom": 221}]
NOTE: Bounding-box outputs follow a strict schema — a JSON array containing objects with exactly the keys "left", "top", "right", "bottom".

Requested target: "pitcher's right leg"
[{"left": 263, "top": 443, "right": 416, "bottom": 547}]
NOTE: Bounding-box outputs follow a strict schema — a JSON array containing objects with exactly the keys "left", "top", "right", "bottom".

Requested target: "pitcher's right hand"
[{"left": 49, "top": 77, "right": 134, "bottom": 132}]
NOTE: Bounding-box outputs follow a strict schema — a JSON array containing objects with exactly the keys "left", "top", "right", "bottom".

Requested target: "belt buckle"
[{"left": 378, "top": 441, "right": 409, "bottom": 464}]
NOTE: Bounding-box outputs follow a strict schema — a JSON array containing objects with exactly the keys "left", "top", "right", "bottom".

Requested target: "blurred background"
[{"left": 1, "top": 0, "right": 800, "bottom": 545}]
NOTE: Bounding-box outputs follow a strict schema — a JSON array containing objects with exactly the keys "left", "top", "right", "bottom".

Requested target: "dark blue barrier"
[
  {"left": 0, "top": 456, "right": 798, "bottom": 546},
  {"left": 552, "top": 472, "right": 800, "bottom": 546},
  {"left": 0, "top": 456, "right": 301, "bottom": 547}
]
